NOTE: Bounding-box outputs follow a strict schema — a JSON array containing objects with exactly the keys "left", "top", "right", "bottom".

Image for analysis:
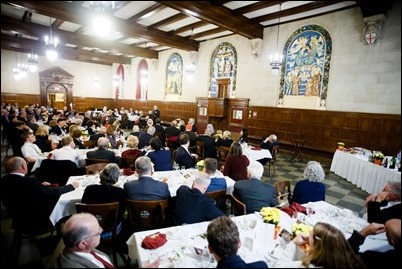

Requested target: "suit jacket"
[
  {"left": 175, "top": 146, "right": 195, "bottom": 169},
  {"left": 124, "top": 176, "right": 170, "bottom": 201},
  {"left": 174, "top": 185, "right": 224, "bottom": 225},
  {"left": 367, "top": 202, "right": 401, "bottom": 224},
  {"left": 233, "top": 178, "right": 278, "bottom": 214},
  {"left": 348, "top": 230, "right": 399, "bottom": 268},
  {"left": 56, "top": 249, "right": 110, "bottom": 268},
  {"left": 86, "top": 148, "right": 119, "bottom": 163},
  {"left": 197, "top": 135, "right": 217, "bottom": 159},
  {"left": 147, "top": 149, "right": 172, "bottom": 171},
  {"left": 1, "top": 174, "right": 75, "bottom": 234},
  {"left": 138, "top": 132, "right": 153, "bottom": 149},
  {"left": 292, "top": 179, "right": 325, "bottom": 204},
  {"left": 206, "top": 176, "right": 227, "bottom": 192},
  {"left": 50, "top": 125, "right": 67, "bottom": 136},
  {"left": 217, "top": 255, "right": 268, "bottom": 268}
]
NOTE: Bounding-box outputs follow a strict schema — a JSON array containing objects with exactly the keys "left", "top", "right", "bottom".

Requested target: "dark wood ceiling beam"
[
  {"left": 252, "top": 1, "right": 343, "bottom": 23},
  {"left": 149, "top": 13, "right": 188, "bottom": 29},
  {"left": 232, "top": 1, "right": 284, "bottom": 16},
  {"left": 126, "top": 3, "right": 164, "bottom": 23},
  {"left": 3, "top": 1, "right": 199, "bottom": 51},
  {"left": 210, "top": 1, "right": 230, "bottom": 6},
  {"left": 1, "top": 34, "right": 131, "bottom": 65},
  {"left": 1, "top": 15, "right": 158, "bottom": 59},
  {"left": 169, "top": 21, "right": 209, "bottom": 35},
  {"left": 157, "top": 1, "right": 263, "bottom": 39},
  {"left": 190, "top": 27, "right": 229, "bottom": 39}
]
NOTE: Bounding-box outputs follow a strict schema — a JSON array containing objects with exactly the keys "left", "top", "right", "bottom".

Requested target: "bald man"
[
  {"left": 86, "top": 137, "right": 119, "bottom": 163},
  {"left": 348, "top": 218, "right": 400, "bottom": 267}
]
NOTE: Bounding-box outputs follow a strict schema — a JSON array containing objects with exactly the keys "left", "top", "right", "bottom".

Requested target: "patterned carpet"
[{"left": 1, "top": 142, "right": 370, "bottom": 267}]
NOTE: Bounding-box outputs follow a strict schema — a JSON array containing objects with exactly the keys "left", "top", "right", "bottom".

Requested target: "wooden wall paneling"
[{"left": 1, "top": 93, "right": 40, "bottom": 106}]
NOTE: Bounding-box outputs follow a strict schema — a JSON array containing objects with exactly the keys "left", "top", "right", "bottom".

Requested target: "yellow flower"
[
  {"left": 374, "top": 152, "right": 384, "bottom": 159},
  {"left": 337, "top": 142, "right": 345, "bottom": 146},
  {"left": 260, "top": 207, "right": 280, "bottom": 225},
  {"left": 196, "top": 160, "right": 205, "bottom": 167},
  {"left": 292, "top": 222, "right": 313, "bottom": 238}
]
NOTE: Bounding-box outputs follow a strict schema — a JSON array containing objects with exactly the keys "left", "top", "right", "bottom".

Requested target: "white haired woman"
[{"left": 291, "top": 161, "right": 326, "bottom": 204}]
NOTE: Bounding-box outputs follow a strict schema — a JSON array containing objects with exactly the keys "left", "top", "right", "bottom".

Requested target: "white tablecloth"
[
  {"left": 242, "top": 146, "right": 272, "bottom": 161},
  {"left": 330, "top": 150, "right": 401, "bottom": 194},
  {"left": 49, "top": 170, "right": 235, "bottom": 225},
  {"left": 126, "top": 200, "right": 391, "bottom": 268}
]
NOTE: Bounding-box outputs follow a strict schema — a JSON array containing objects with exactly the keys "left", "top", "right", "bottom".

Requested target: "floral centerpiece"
[
  {"left": 337, "top": 142, "right": 345, "bottom": 150},
  {"left": 292, "top": 222, "right": 313, "bottom": 239},
  {"left": 196, "top": 160, "right": 205, "bottom": 171},
  {"left": 260, "top": 207, "right": 280, "bottom": 226},
  {"left": 373, "top": 152, "right": 384, "bottom": 165}
]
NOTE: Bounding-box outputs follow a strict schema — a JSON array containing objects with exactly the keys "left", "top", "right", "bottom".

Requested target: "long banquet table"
[
  {"left": 330, "top": 150, "right": 401, "bottom": 194},
  {"left": 49, "top": 169, "right": 234, "bottom": 226},
  {"left": 126, "top": 200, "right": 391, "bottom": 268}
]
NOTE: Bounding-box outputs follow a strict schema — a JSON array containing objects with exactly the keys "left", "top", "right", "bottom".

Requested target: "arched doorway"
[{"left": 39, "top": 67, "right": 74, "bottom": 109}]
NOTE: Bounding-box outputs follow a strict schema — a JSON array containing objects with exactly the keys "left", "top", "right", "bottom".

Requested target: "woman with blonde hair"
[
  {"left": 35, "top": 125, "right": 56, "bottom": 152},
  {"left": 223, "top": 142, "right": 250, "bottom": 181},
  {"left": 122, "top": 135, "right": 142, "bottom": 158},
  {"left": 275, "top": 222, "right": 366, "bottom": 268}
]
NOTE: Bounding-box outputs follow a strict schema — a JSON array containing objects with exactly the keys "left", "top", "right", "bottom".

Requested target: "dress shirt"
[
  {"left": 50, "top": 146, "right": 80, "bottom": 166},
  {"left": 21, "top": 142, "right": 45, "bottom": 159}
]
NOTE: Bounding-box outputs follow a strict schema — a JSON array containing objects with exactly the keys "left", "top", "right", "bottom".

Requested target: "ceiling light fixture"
[
  {"left": 269, "top": 3, "right": 284, "bottom": 76},
  {"left": 27, "top": 49, "right": 38, "bottom": 72},
  {"left": 90, "top": 1, "right": 115, "bottom": 37},
  {"left": 44, "top": 17, "right": 59, "bottom": 61}
]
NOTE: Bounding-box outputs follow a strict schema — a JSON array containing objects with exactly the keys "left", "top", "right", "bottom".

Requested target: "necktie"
[{"left": 90, "top": 250, "right": 115, "bottom": 268}]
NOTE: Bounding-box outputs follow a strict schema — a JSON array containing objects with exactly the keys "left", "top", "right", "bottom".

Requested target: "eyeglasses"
[{"left": 82, "top": 227, "right": 103, "bottom": 241}]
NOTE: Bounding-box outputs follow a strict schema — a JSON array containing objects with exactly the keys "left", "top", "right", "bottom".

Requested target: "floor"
[{"left": 1, "top": 140, "right": 370, "bottom": 268}]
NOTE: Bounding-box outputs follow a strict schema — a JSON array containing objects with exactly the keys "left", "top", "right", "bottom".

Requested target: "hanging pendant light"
[
  {"left": 44, "top": 17, "right": 59, "bottom": 61},
  {"left": 269, "top": 3, "right": 284, "bottom": 76}
]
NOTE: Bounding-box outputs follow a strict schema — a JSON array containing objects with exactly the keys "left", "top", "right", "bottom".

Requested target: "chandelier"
[
  {"left": 269, "top": 3, "right": 284, "bottom": 76},
  {"left": 44, "top": 17, "right": 59, "bottom": 61},
  {"left": 89, "top": 1, "right": 116, "bottom": 36},
  {"left": 27, "top": 50, "right": 38, "bottom": 72}
]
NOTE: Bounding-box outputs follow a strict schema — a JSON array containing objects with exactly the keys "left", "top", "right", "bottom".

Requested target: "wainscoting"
[{"left": 2, "top": 93, "right": 400, "bottom": 157}]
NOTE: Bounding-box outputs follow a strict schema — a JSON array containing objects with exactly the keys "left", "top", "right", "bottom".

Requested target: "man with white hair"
[
  {"left": 233, "top": 160, "right": 278, "bottom": 213},
  {"left": 259, "top": 134, "right": 279, "bottom": 165}
]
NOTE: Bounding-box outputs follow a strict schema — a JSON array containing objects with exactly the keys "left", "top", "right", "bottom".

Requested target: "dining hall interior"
[{"left": 1, "top": 1, "right": 401, "bottom": 268}]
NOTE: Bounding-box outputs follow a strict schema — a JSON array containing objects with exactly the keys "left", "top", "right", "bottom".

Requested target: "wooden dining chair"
[
  {"left": 83, "top": 140, "right": 96, "bottom": 149},
  {"left": 75, "top": 202, "right": 125, "bottom": 266},
  {"left": 195, "top": 140, "right": 205, "bottom": 160},
  {"left": 85, "top": 158, "right": 110, "bottom": 165},
  {"left": 126, "top": 199, "right": 169, "bottom": 232},
  {"left": 268, "top": 145, "right": 280, "bottom": 177},
  {"left": 230, "top": 194, "right": 246, "bottom": 216},
  {"left": 119, "top": 156, "right": 138, "bottom": 169},
  {"left": 274, "top": 180, "right": 292, "bottom": 204},
  {"left": 205, "top": 189, "right": 227, "bottom": 211},
  {"left": 217, "top": 146, "right": 230, "bottom": 171},
  {"left": 85, "top": 162, "right": 108, "bottom": 175}
]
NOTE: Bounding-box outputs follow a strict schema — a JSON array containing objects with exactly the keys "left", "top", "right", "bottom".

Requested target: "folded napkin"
[
  {"left": 280, "top": 202, "right": 312, "bottom": 217},
  {"left": 251, "top": 146, "right": 261, "bottom": 150},
  {"left": 122, "top": 168, "right": 136, "bottom": 176},
  {"left": 142, "top": 232, "right": 167, "bottom": 249}
]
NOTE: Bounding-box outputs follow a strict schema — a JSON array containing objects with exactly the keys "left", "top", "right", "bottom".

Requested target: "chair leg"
[{"left": 268, "top": 162, "right": 271, "bottom": 177}]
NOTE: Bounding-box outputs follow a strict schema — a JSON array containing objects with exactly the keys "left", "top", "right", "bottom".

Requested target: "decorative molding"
[{"left": 362, "top": 14, "right": 386, "bottom": 45}]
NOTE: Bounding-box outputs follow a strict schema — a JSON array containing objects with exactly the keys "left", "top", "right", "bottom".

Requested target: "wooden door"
[{"left": 217, "top": 78, "right": 230, "bottom": 98}]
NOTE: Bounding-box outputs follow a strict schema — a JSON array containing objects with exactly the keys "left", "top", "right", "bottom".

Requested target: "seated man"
[
  {"left": 365, "top": 181, "right": 401, "bottom": 223},
  {"left": 124, "top": 156, "right": 170, "bottom": 201},
  {"left": 347, "top": 218, "right": 400, "bottom": 267},
  {"left": 174, "top": 133, "right": 198, "bottom": 169},
  {"left": 206, "top": 216, "right": 268, "bottom": 268},
  {"left": 174, "top": 172, "right": 224, "bottom": 225},
  {"left": 233, "top": 160, "right": 278, "bottom": 213},
  {"left": 258, "top": 134, "right": 279, "bottom": 165},
  {"left": 86, "top": 137, "right": 119, "bottom": 163},
  {"left": 204, "top": 158, "right": 227, "bottom": 193},
  {"left": 1, "top": 157, "right": 79, "bottom": 235},
  {"left": 50, "top": 135, "right": 80, "bottom": 167},
  {"left": 21, "top": 131, "right": 46, "bottom": 163}
]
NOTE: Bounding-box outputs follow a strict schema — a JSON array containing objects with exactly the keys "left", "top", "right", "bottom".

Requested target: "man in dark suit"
[
  {"left": 86, "top": 137, "right": 119, "bottom": 163},
  {"left": 174, "top": 133, "right": 198, "bottom": 169},
  {"left": 0, "top": 157, "right": 79, "bottom": 235},
  {"left": 174, "top": 172, "right": 224, "bottom": 225},
  {"left": 207, "top": 216, "right": 268, "bottom": 268},
  {"left": 50, "top": 118, "right": 67, "bottom": 136},
  {"left": 233, "top": 160, "right": 278, "bottom": 214},
  {"left": 197, "top": 128, "right": 217, "bottom": 159},
  {"left": 123, "top": 156, "right": 170, "bottom": 201}
]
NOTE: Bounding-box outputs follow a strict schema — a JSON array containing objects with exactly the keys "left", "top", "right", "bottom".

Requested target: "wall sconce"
[{"left": 269, "top": 3, "right": 284, "bottom": 76}]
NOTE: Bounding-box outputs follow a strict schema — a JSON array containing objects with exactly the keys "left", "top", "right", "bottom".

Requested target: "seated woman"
[
  {"left": 35, "top": 125, "right": 57, "bottom": 152},
  {"left": 146, "top": 137, "right": 172, "bottom": 171},
  {"left": 237, "top": 128, "right": 248, "bottom": 144},
  {"left": 292, "top": 161, "right": 326, "bottom": 204},
  {"left": 71, "top": 128, "right": 85, "bottom": 149},
  {"left": 81, "top": 163, "right": 127, "bottom": 239},
  {"left": 223, "top": 142, "right": 250, "bottom": 181},
  {"left": 122, "top": 135, "right": 142, "bottom": 158},
  {"left": 216, "top": 130, "right": 233, "bottom": 148}
]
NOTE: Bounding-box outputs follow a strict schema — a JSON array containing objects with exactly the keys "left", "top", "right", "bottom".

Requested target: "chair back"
[
  {"left": 274, "top": 180, "right": 292, "bottom": 202},
  {"left": 171, "top": 149, "right": 177, "bottom": 167},
  {"left": 86, "top": 158, "right": 110, "bottom": 165},
  {"left": 75, "top": 202, "right": 120, "bottom": 265},
  {"left": 35, "top": 159, "right": 80, "bottom": 186},
  {"left": 126, "top": 199, "right": 168, "bottom": 231},
  {"left": 195, "top": 140, "right": 205, "bottom": 160},
  {"left": 268, "top": 145, "right": 279, "bottom": 177},
  {"left": 119, "top": 156, "right": 138, "bottom": 169},
  {"left": 217, "top": 146, "right": 230, "bottom": 170},
  {"left": 230, "top": 194, "right": 246, "bottom": 216},
  {"left": 86, "top": 162, "right": 108, "bottom": 175},
  {"left": 205, "top": 189, "right": 226, "bottom": 211},
  {"left": 83, "top": 140, "right": 96, "bottom": 149}
]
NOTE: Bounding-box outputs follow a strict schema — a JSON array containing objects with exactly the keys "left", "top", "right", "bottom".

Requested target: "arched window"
[
  {"left": 165, "top": 53, "right": 183, "bottom": 96},
  {"left": 136, "top": 59, "right": 148, "bottom": 100}
]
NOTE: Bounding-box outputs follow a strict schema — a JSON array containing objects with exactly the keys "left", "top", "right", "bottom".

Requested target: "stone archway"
[{"left": 39, "top": 67, "right": 74, "bottom": 109}]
